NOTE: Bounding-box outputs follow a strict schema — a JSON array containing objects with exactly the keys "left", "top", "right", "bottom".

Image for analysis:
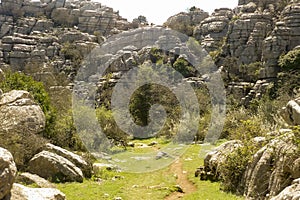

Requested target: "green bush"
[
  {"left": 173, "top": 57, "right": 196, "bottom": 77},
  {"left": 279, "top": 49, "right": 300, "bottom": 70},
  {"left": 96, "top": 106, "right": 128, "bottom": 147}
]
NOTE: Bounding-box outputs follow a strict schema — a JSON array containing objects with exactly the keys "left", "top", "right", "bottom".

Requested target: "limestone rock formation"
[
  {"left": 227, "top": 12, "right": 274, "bottom": 66},
  {"left": 194, "top": 8, "right": 233, "bottom": 52},
  {"left": 0, "top": 90, "right": 45, "bottom": 134},
  {"left": 9, "top": 183, "right": 65, "bottom": 200},
  {"left": 262, "top": 2, "right": 300, "bottom": 77},
  {"left": 280, "top": 97, "right": 300, "bottom": 125},
  {"left": 0, "top": 147, "right": 17, "bottom": 200},
  {"left": 44, "top": 143, "right": 92, "bottom": 178},
  {"left": 28, "top": 150, "right": 84, "bottom": 183}
]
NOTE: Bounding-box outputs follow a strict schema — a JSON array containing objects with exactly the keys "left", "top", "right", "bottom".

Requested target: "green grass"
[{"left": 56, "top": 142, "right": 245, "bottom": 200}]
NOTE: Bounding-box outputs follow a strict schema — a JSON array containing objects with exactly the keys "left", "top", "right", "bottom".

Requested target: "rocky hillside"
[{"left": 164, "top": 0, "right": 300, "bottom": 104}]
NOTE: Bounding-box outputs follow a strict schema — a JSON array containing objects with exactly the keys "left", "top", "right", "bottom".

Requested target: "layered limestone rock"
[
  {"left": 262, "top": 2, "right": 300, "bottom": 77},
  {"left": 0, "top": 0, "right": 132, "bottom": 36},
  {"left": 194, "top": 8, "right": 233, "bottom": 52},
  {"left": 44, "top": 143, "right": 92, "bottom": 178},
  {"left": 227, "top": 11, "right": 274, "bottom": 65}
]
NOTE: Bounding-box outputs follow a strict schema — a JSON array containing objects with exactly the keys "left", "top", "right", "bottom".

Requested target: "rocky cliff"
[{"left": 0, "top": 0, "right": 299, "bottom": 104}]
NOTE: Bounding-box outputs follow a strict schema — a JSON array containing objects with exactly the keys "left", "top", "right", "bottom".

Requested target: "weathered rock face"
[
  {"left": 270, "top": 178, "right": 300, "bottom": 200},
  {"left": 28, "top": 150, "right": 84, "bottom": 183},
  {"left": 194, "top": 8, "right": 233, "bottom": 52},
  {"left": 227, "top": 12, "right": 274, "bottom": 66},
  {"left": 9, "top": 183, "right": 65, "bottom": 200},
  {"left": 44, "top": 143, "right": 92, "bottom": 178},
  {"left": 164, "top": 8, "right": 209, "bottom": 36},
  {"left": 0, "top": 90, "right": 45, "bottom": 134},
  {"left": 242, "top": 132, "right": 299, "bottom": 199},
  {"left": 280, "top": 97, "right": 300, "bottom": 125},
  {"left": 0, "top": 147, "right": 17, "bottom": 200},
  {"left": 262, "top": 2, "right": 300, "bottom": 77}
]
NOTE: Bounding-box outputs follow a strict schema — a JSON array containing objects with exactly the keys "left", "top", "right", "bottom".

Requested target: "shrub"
[
  {"left": 279, "top": 48, "right": 300, "bottom": 70},
  {"left": 173, "top": 57, "right": 196, "bottom": 77}
]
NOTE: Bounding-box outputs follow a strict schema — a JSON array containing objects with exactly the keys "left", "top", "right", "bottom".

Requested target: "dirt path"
[{"left": 165, "top": 159, "right": 197, "bottom": 199}]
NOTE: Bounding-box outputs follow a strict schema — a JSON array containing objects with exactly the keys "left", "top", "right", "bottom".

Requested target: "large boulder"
[
  {"left": 0, "top": 90, "right": 46, "bottom": 169},
  {"left": 270, "top": 178, "right": 300, "bottom": 200},
  {"left": 28, "top": 151, "right": 83, "bottom": 183},
  {"left": 9, "top": 183, "right": 65, "bottom": 200},
  {"left": 0, "top": 90, "right": 45, "bottom": 134},
  {"left": 280, "top": 97, "right": 300, "bottom": 126},
  {"left": 0, "top": 147, "right": 17, "bottom": 199},
  {"left": 44, "top": 143, "right": 92, "bottom": 178}
]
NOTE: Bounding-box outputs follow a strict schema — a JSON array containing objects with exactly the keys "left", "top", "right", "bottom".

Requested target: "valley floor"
[{"left": 56, "top": 143, "right": 244, "bottom": 200}]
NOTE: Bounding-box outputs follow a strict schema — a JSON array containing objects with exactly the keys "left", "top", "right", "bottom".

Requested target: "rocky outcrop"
[
  {"left": 0, "top": 90, "right": 45, "bottom": 134},
  {"left": 9, "top": 183, "right": 65, "bottom": 200},
  {"left": 194, "top": 8, "right": 233, "bottom": 52},
  {"left": 28, "top": 150, "right": 84, "bottom": 183},
  {"left": 203, "top": 140, "right": 243, "bottom": 180},
  {"left": 280, "top": 97, "right": 300, "bottom": 125},
  {"left": 0, "top": 147, "right": 17, "bottom": 200},
  {"left": 164, "top": 7, "right": 209, "bottom": 36},
  {"left": 227, "top": 11, "right": 274, "bottom": 66},
  {"left": 262, "top": 2, "right": 300, "bottom": 77},
  {"left": 271, "top": 178, "right": 300, "bottom": 200},
  {"left": 44, "top": 143, "right": 92, "bottom": 178}
]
